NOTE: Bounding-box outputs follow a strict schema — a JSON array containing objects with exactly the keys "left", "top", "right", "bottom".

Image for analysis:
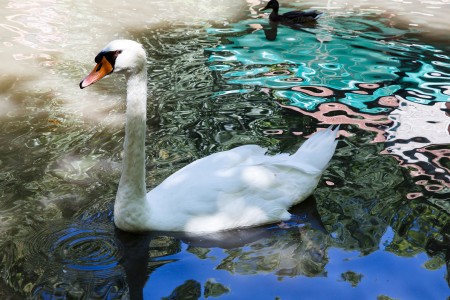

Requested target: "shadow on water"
[{"left": 1, "top": 3, "right": 450, "bottom": 299}]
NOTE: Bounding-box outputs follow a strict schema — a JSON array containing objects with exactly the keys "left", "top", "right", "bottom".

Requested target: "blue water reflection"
[{"left": 144, "top": 231, "right": 449, "bottom": 299}]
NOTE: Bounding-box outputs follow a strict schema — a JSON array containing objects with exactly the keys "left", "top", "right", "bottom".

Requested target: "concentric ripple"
[
  {"left": 25, "top": 222, "right": 126, "bottom": 298},
  {"left": 54, "top": 229, "right": 118, "bottom": 271},
  {"left": 30, "top": 223, "right": 122, "bottom": 273}
]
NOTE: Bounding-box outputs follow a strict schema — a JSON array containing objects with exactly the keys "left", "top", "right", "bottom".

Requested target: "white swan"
[{"left": 80, "top": 40, "right": 339, "bottom": 233}]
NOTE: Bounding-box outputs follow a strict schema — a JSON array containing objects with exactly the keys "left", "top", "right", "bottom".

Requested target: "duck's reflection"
[
  {"left": 262, "top": 19, "right": 320, "bottom": 41},
  {"left": 263, "top": 20, "right": 279, "bottom": 41}
]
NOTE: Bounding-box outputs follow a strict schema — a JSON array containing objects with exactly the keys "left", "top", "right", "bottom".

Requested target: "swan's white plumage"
[{"left": 80, "top": 40, "right": 339, "bottom": 233}]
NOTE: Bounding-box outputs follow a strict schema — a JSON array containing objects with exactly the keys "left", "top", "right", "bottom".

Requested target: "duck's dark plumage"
[{"left": 261, "top": 0, "right": 323, "bottom": 23}]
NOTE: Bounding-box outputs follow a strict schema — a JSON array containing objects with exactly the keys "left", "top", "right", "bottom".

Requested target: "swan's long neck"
[{"left": 114, "top": 68, "right": 149, "bottom": 228}]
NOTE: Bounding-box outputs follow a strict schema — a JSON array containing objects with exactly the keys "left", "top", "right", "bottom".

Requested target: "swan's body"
[
  {"left": 80, "top": 40, "right": 338, "bottom": 233},
  {"left": 261, "top": 0, "right": 323, "bottom": 23}
]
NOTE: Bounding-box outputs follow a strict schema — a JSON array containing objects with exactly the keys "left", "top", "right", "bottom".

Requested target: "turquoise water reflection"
[
  {"left": 206, "top": 12, "right": 450, "bottom": 197},
  {"left": 206, "top": 16, "right": 449, "bottom": 113}
]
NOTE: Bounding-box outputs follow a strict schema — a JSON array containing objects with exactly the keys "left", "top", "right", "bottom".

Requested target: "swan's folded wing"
[{"left": 148, "top": 159, "right": 320, "bottom": 232}]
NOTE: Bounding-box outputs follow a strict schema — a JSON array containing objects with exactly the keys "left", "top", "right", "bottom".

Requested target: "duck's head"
[
  {"left": 80, "top": 39, "right": 146, "bottom": 89},
  {"left": 261, "top": 0, "right": 279, "bottom": 11}
]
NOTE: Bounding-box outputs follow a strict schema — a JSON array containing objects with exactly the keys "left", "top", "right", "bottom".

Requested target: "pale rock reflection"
[{"left": 384, "top": 99, "right": 450, "bottom": 190}]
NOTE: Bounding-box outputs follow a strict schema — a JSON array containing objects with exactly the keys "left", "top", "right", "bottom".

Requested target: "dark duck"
[{"left": 261, "top": 0, "right": 323, "bottom": 24}]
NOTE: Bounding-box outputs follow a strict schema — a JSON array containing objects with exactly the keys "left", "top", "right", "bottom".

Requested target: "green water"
[{"left": 0, "top": 2, "right": 449, "bottom": 299}]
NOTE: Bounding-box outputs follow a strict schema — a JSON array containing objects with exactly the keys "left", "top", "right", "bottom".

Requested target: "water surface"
[{"left": 0, "top": 0, "right": 449, "bottom": 299}]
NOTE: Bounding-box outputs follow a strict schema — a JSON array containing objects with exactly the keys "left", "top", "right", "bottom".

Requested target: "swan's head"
[{"left": 80, "top": 39, "right": 147, "bottom": 89}]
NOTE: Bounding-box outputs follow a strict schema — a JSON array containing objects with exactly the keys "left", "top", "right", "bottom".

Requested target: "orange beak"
[{"left": 79, "top": 56, "right": 114, "bottom": 89}]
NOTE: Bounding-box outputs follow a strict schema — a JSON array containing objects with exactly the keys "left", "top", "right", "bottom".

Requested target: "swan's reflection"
[
  {"left": 115, "top": 197, "right": 327, "bottom": 299},
  {"left": 114, "top": 230, "right": 152, "bottom": 300},
  {"left": 8, "top": 189, "right": 450, "bottom": 298}
]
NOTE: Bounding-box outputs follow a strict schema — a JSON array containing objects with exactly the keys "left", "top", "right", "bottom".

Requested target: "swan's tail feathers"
[{"left": 292, "top": 125, "right": 339, "bottom": 172}]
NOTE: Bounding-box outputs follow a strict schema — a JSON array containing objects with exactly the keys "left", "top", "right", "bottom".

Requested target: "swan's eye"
[
  {"left": 96, "top": 51, "right": 121, "bottom": 68},
  {"left": 94, "top": 52, "right": 103, "bottom": 64}
]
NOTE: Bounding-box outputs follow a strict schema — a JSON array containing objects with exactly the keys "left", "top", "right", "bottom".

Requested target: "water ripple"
[
  {"left": 25, "top": 222, "right": 126, "bottom": 298},
  {"left": 206, "top": 12, "right": 450, "bottom": 193},
  {"left": 207, "top": 16, "right": 450, "bottom": 114}
]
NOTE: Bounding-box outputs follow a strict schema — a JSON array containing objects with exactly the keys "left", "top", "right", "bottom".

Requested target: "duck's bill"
[
  {"left": 79, "top": 56, "right": 114, "bottom": 89},
  {"left": 260, "top": 5, "right": 269, "bottom": 11}
]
